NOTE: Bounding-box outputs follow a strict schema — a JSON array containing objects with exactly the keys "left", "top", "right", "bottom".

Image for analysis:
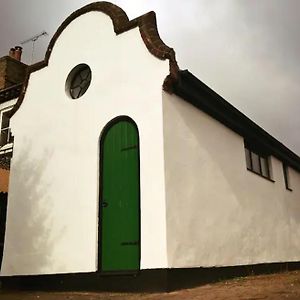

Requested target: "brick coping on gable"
[{"left": 9, "top": 1, "right": 179, "bottom": 118}]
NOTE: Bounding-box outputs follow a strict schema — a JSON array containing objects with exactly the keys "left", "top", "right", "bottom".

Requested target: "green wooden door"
[{"left": 100, "top": 119, "right": 140, "bottom": 272}]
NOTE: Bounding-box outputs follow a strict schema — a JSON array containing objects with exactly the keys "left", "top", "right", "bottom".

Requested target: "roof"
[{"left": 173, "top": 70, "right": 300, "bottom": 172}]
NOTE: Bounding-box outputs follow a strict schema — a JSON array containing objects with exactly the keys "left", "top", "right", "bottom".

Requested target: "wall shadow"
[{"left": 1, "top": 142, "right": 64, "bottom": 275}]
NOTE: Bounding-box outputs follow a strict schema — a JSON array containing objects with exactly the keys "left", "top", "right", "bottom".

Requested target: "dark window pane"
[
  {"left": 260, "top": 157, "right": 269, "bottom": 178},
  {"left": 0, "top": 129, "right": 9, "bottom": 147},
  {"left": 0, "top": 109, "right": 13, "bottom": 147},
  {"left": 251, "top": 152, "right": 260, "bottom": 173},
  {"left": 72, "top": 75, "right": 81, "bottom": 88},
  {"left": 245, "top": 148, "right": 251, "bottom": 169},
  {"left": 69, "top": 65, "right": 91, "bottom": 99},
  {"left": 1, "top": 112, "right": 10, "bottom": 129},
  {"left": 80, "top": 80, "right": 90, "bottom": 96},
  {"left": 80, "top": 68, "right": 89, "bottom": 79},
  {"left": 8, "top": 129, "right": 13, "bottom": 144},
  {"left": 283, "top": 164, "right": 291, "bottom": 189},
  {"left": 71, "top": 86, "right": 81, "bottom": 99}
]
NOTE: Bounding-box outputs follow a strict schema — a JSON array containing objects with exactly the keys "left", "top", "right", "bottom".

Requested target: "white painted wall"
[
  {"left": 1, "top": 11, "right": 169, "bottom": 276},
  {"left": 163, "top": 92, "right": 300, "bottom": 268}
]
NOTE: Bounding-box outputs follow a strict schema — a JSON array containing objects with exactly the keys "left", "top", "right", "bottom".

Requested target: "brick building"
[
  {"left": 0, "top": 47, "right": 27, "bottom": 189},
  {"left": 0, "top": 46, "right": 27, "bottom": 265}
]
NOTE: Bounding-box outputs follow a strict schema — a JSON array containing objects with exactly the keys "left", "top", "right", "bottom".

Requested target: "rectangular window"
[
  {"left": 0, "top": 107, "right": 13, "bottom": 148},
  {"left": 251, "top": 152, "right": 260, "bottom": 174},
  {"left": 245, "top": 148, "right": 251, "bottom": 169},
  {"left": 283, "top": 163, "right": 292, "bottom": 191},
  {"left": 244, "top": 142, "right": 272, "bottom": 180},
  {"left": 260, "top": 157, "right": 269, "bottom": 178}
]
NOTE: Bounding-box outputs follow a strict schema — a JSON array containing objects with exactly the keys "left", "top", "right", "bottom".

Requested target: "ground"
[{"left": 1, "top": 271, "right": 300, "bottom": 299}]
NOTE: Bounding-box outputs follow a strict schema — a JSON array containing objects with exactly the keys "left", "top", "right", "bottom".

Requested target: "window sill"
[
  {"left": 247, "top": 168, "right": 275, "bottom": 183},
  {"left": 0, "top": 143, "right": 13, "bottom": 153}
]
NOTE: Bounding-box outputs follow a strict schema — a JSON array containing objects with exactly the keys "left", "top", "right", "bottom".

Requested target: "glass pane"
[
  {"left": 283, "top": 164, "right": 291, "bottom": 189},
  {"left": 86, "top": 72, "right": 91, "bottom": 82},
  {"left": 80, "top": 68, "right": 89, "bottom": 80},
  {"left": 80, "top": 80, "right": 89, "bottom": 95},
  {"left": 70, "top": 86, "right": 81, "bottom": 99},
  {"left": 245, "top": 148, "right": 251, "bottom": 169},
  {"left": 251, "top": 152, "right": 260, "bottom": 173},
  {"left": 8, "top": 129, "right": 13, "bottom": 144},
  {"left": 1, "top": 111, "right": 10, "bottom": 129},
  {"left": 260, "top": 157, "right": 269, "bottom": 178},
  {"left": 0, "top": 129, "right": 8, "bottom": 147},
  {"left": 71, "top": 75, "right": 81, "bottom": 88}
]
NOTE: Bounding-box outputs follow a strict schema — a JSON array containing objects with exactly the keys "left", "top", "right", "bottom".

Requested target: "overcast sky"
[{"left": 0, "top": 0, "right": 299, "bottom": 154}]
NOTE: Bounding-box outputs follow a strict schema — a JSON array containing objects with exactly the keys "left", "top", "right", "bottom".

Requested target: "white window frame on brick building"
[
  {"left": 0, "top": 106, "right": 13, "bottom": 147},
  {"left": 0, "top": 99, "right": 17, "bottom": 155}
]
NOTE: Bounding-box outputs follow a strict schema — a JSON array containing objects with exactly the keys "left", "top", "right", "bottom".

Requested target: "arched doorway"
[{"left": 99, "top": 117, "right": 140, "bottom": 272}]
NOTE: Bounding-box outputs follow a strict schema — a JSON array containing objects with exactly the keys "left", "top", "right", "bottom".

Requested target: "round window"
[{"left": 66, "top": 64, "right": 91, "bottom": 99}]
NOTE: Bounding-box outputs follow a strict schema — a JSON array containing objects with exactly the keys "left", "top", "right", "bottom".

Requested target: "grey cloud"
[{"left": 0, "top": 0, "right": 299, "bottom": 154}]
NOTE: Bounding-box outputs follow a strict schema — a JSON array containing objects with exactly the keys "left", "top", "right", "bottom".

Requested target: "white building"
[{"left": 1, "top": 2, "right": 300, "bottom": 289}]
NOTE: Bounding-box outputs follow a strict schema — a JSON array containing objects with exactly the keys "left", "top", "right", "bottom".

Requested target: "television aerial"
[{"left": 20, "top": 31, "right": 48, "bottom": 63}]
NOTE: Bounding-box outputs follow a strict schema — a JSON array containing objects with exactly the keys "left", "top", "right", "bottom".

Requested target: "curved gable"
[
  {"left": 10, "top": 1, "right": 179, "bottom": 117},
  {"left": 3, "top": 2, "right": 172, "bottom": 275}
]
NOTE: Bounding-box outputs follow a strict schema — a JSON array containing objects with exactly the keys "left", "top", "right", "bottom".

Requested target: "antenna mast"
[{"left": 20, "top": 31, "right": 48, "bottom": 63}]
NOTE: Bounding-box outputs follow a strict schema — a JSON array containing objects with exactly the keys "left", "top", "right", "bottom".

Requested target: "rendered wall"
[
  {"left": 163, "top": 92, "right": 300, "bottom": 268},
  {"left": 1, "top": 12, "right": 169, "bottom": 275}
]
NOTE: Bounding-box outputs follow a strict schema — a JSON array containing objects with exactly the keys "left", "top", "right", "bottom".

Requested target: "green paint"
[{"left": 101, "top": 120, "right": 140, "bottom": 272}]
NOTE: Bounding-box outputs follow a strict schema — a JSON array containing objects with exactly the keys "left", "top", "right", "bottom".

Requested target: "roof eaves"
[{"left": 173, "top": 70, "right": 300, "bottom": 172}]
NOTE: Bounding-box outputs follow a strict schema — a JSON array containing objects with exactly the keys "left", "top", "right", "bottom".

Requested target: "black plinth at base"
[{"left": 1, "top": 261, "right": 300, "bottom": 292}]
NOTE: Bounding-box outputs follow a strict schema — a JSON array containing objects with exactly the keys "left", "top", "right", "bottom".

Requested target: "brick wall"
[
  {"left": 0, "top": 168, "right": 9, "bottom": 193},
  {"left": 0, "top": 56, "right": 27, "bottom": 90}
]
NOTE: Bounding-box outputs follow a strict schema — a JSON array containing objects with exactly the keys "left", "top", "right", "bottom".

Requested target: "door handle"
[{"left": 102, "top": 201, "right": 108, "bottom": 208}]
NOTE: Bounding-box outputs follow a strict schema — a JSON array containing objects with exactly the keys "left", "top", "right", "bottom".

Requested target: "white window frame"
[{"left": 0, "top": 105, "right": 14, "bottom": 151}]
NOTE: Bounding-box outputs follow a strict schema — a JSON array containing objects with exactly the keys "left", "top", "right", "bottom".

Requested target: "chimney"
[
  {"left": 9, "top": 48, "right": 15, "bottom": 59},
  {"left": 7, "top": 46, "right": 23, "bottom": 62},
  {"left": 0, "top": 47, "right": 27, "bottom": 90},
  {"left": 14, "top": 46, "right": 22, "bottom": 61}
]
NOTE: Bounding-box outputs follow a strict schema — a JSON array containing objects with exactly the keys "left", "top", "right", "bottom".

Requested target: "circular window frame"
[{"left": 65, "top": 64, "right": 92, "bottom": 99}]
